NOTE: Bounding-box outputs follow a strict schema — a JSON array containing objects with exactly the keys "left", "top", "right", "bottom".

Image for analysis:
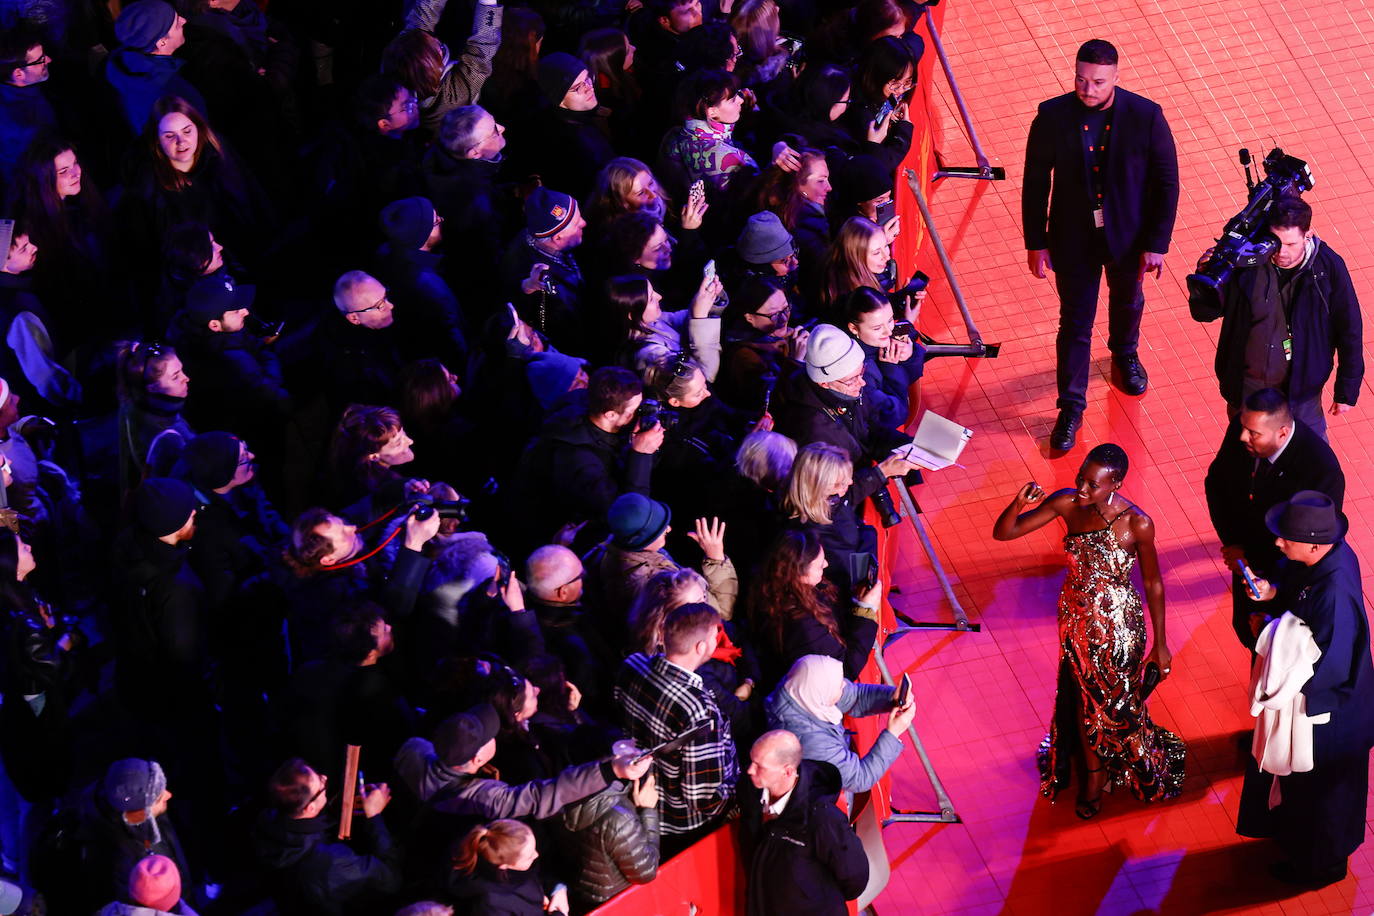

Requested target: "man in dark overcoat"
[{"left": 1239, "top": 490, "right": 1374, "bottom": 886}]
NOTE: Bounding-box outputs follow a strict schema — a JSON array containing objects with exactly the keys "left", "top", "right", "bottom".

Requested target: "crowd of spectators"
[{"left": 0, "top": 0, "right": 932, "bottom": 911}]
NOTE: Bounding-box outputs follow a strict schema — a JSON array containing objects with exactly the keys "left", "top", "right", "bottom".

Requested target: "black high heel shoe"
[{"left": 1076, "top": 766, "right": 1106, "bottom": 820}]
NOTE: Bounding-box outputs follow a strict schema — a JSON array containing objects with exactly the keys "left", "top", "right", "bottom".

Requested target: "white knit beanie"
[{"left": 805, "top": 324, "right": 865, "bottom": 383}]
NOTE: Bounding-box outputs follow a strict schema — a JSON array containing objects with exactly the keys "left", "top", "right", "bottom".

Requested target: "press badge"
[
  {"left": 1093, "top": 209, "right": 1105, "bottom": 229},
  {"left": 1283, "top": 336, "right": 1293, "bottom": 361}
]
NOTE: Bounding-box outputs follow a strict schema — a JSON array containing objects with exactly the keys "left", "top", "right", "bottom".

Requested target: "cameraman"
[{"left": 1192, "top": 196, "right": 1363, "bottom": 440}]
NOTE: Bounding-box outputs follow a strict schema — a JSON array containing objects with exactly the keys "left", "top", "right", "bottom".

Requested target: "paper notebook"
[{"left": 893, "top": 410, "right": 973, "bottom": 471}]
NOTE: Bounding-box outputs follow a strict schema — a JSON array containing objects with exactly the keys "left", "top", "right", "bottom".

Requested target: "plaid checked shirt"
[{"left": 614, "top": 652, "right": 738, "bottom": 835}]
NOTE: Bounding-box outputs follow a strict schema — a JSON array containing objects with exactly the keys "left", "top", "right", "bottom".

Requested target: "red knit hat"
[{"left": 129, "top": 855, "right": 181, "bottom": 912}]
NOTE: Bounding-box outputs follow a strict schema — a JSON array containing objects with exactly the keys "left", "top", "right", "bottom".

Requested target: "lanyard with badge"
[{"left": 1082, "top": 115, "right": 1112, "bottom": 229}]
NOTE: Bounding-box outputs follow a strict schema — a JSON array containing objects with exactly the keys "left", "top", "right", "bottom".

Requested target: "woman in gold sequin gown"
[{"left": 994, "top": 444, "right": 1185, "bottom": 818}]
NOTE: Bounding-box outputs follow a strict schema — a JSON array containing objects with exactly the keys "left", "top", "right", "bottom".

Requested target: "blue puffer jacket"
[
  {"left": 764, "top": 676, "right": 902, "bottom": 793},
  {"left": 104, "top": 48, "right": 207, "bottom": 132}
]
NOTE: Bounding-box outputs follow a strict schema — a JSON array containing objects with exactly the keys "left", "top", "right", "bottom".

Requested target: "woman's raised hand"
[{"left": 1015, "top": 482, "right": 1046, "bottom": 506}]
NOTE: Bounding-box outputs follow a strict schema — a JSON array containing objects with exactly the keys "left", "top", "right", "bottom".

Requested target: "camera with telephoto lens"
[
  {"left": 871, "top": 489, "right": 901, "bottom": 528},
  {"left": 1187, "top": 147, "right": 1313, "bottom": 315},
  {"left": 635, "top": 398, "right": 679, "bottom": 432},
  {"left": 408, "top": 494, "right": 471, "bottom": 523}
]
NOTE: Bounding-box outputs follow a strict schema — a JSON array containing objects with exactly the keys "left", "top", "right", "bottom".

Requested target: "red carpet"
[{"left": 877, "top": 1, "right": 1374, "bottom": 913}]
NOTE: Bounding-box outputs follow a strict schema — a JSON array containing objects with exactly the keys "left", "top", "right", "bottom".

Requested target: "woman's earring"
[{"left": 1107, "top": 491, "right": 1115, "bottom": 505}]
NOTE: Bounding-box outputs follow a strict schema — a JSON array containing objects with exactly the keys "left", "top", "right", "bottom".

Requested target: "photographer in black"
[
  {"left": 511, "top": 366, "right": 663, "bottom": 554},
  {"left": 1191, "top": 195, "right": 1363, "bottom": 441}
]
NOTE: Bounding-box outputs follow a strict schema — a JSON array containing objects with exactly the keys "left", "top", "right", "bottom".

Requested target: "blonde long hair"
[{"left": 783, "top": 442, "right": 852, "bottom": 525}]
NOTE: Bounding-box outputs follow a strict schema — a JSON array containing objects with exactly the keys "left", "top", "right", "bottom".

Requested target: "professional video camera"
[
  {"left": 1187, "top": 147, "right": 1313, "bottom": 315},
  {"left": 408, "top": 493, "right": 471, "bottom": 522}
]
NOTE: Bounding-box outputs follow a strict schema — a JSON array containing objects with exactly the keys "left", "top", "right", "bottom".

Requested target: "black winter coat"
[
  {"left": 316, "top": 313, "right": 407, "bottom": 415},
  {"left": 1203, "top": 418, "right": 1345, "bottom": 579},
  {"left": 0, "top": 597, "right": 79, "bottom": 800},
  {"left": 739, "top": 760, "right": 868, "bottom": 916},
  {"left": 421, "top": 149, "right": 512, "bottom": 312},
  {"left": 1192, "top": 239, "right": 1364, "bottom": 407},
  {"left": 499, "top": 234, "right": 587, "bottom": 357},
  {"left": 446, "top": 859, "right": 546, "bottom": 916},
  {"left": 108, "top": 530, "right": 206, "bottom": 703},
  {"left": 760, "top": 593, "right": 878, "bottom": 685},
  {"left": 183, "top": 481, "right": 287, "bottom": 612},
  {"left": 512, "top": 407, "right": 654, "bottom": 546},
  {"left": 254, "top": 809, "right": 400, "bottom": 915},
  {"left": 524, "top": 106, "right": 616, "bottom": 201},
  {"left": 74, "top": 785, "right": 193, "bottom": 915},
  {"left": 121, "top": 146, "right": 277, "bottom": 276},
  {"left": 283, "top": 547, "right": 431, "bottom": 665},
  {"left": 375, "top": 244, "right": 469, "bottom": 371},
  {"left": 772, "top": 368, "right": 909, "bottom": 468},
  {"left": 560, "top": 781, "right": 661, "bottom": 907},
  {"left": 169, "top": 318, "right": 292, "bottom": 439}
]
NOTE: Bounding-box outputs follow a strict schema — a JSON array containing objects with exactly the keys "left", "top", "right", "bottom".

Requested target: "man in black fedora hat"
[{"left": 1237, "top": 489, "right": 1374, "bottom": 887}]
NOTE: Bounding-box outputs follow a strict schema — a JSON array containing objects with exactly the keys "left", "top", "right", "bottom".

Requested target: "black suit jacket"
[
  {"left": 1203, "top": 418, "right": 1345, "bottom": 576},
  {"left": 1022, "top": 87, "right": 1180, "bottom": 261}
]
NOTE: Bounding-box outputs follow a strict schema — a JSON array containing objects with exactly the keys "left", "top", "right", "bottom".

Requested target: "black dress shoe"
[
  {"left": 1112, "top": 354, "right": 1149, "bottom": 395},
  {"left": 1050, "top": 409, "right": 1082, "bottom": 451}
]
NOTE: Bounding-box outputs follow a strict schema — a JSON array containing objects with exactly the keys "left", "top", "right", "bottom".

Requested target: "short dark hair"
[
  {"left": 675, "top": 69, "right": 739, "bottom": 121},
  {"left": 285, "top": 507, "right": 336, "bottom": 574},
  {"left": 0, "top": 25, "right": 41, "bottom": 78},
  {"left": 587, "top": 366, "right": 642, "bottom": 417},
  {"left": 663, "top": 602, "right": 719, "bottom": 655},
  {"left": 355, "top": 74, "right": 406, "bottom": 131},
  {"left": 268, "top": 758, "right": 317, "bottom": 815},
  {"left": 601, "top": 211, "right": 661, "bottom": 272},
  {"left": 1084, "top": 442, "right": 1129, "bottom": 483},
  {"left": 1267, "top": 195, "right": 1312, "bottom": 234},
  {"left": 1076, "top": 39, "right": 1118, "bottom": 66},
  {"left": 162, "top": 222, "right": 215, "bottom": 281},
  {"left": 331, "top": 602, "right": 385, "bottom": 664},
  {"left": 649, "top": 0, "right": 694, "bottom": 18},
  {"left": 1243, "top": 387, "right": 1294, "bottom": 424}
]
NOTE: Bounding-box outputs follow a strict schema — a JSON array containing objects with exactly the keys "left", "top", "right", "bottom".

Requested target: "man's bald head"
[
  {"left": 526, "top": 545, "right": 583, "bottom": 603},
  {"left": 748, "top": 729, "right": 803, "bottom": 796},
  {"left": 755, "top": 729, "right": 802, "bottom": 768}
]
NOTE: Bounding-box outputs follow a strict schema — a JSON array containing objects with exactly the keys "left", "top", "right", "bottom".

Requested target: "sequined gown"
[{"left": 1038, "top": 523, "right": 1186, "bottom": 801}]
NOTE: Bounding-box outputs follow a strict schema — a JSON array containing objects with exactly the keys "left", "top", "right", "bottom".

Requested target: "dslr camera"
[
  {"left": 407, "top": 494, "right": 471, "bottom": 523},
  {"left": 1187, "top": 147, "right": 1313, "bottom": 316},
  {"left": 635, "top": 398, "right": 679, "bottom": 432}
]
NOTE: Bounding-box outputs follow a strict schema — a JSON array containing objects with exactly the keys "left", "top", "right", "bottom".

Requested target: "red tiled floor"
[{"left": 876, "top": 0, "right": 1374, "bottom": 913}]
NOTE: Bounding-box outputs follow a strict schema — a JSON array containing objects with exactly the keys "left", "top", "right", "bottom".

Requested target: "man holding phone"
[{"left": 1203, "top": 388, "right": 1344, "bottom": 652}]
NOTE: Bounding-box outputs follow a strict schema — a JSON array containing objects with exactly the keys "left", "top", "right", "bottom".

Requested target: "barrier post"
[{"left": 918, "top": 4, "right": 1005, "bottom": 182}]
